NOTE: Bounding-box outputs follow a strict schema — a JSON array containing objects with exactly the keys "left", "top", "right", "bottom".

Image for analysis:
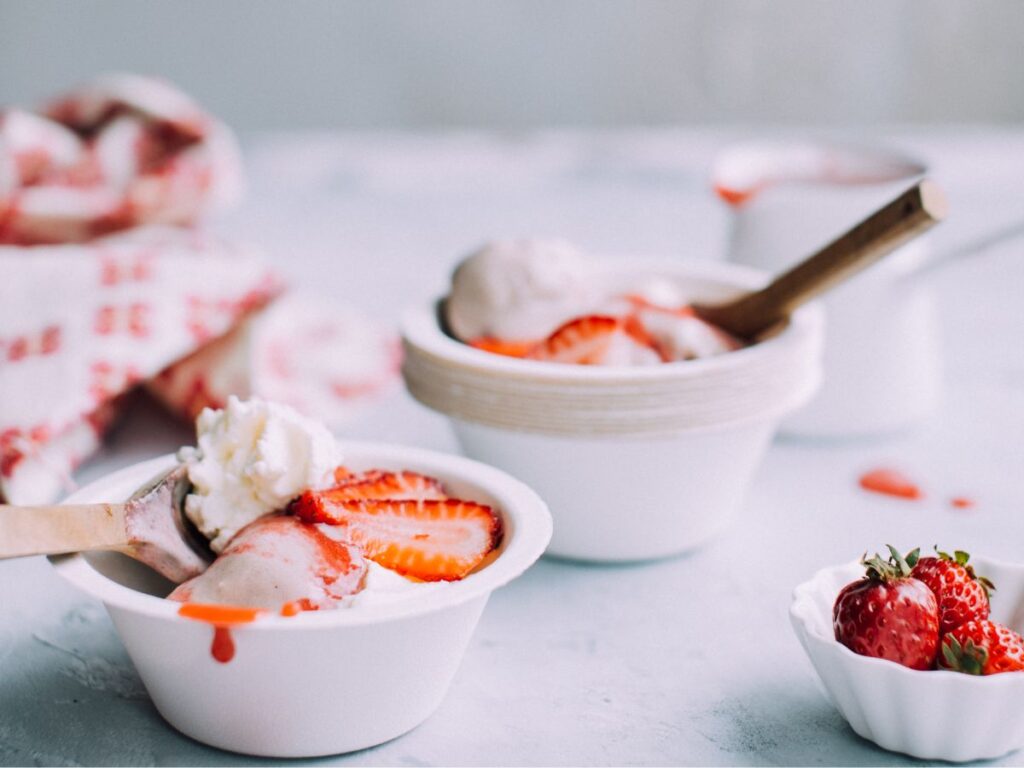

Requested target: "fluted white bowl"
[{"left": 791, "top": 557, "right": 1024, "bottom": 762}]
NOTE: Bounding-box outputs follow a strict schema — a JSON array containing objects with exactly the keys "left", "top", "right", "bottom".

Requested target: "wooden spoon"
[
  {"left": 0, "top": 465, "right": 212, "bottom": 583},
  {"left": 694, "top": 180, "right": 949, "bottom": 340}
]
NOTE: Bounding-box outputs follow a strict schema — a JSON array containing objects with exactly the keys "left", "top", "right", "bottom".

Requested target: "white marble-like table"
[{"left": 2, "top": 130, "right": 1023, "bottom": 766}]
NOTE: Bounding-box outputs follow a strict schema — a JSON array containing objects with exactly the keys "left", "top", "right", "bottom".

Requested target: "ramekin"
[
  {"left": 50, "top": 444, "right": 552, "bottom": 758},
  {"left": 791, "top": 557, "right": 1024, "bottom": 762},
  {"left": 401, "top": 259, "right": 823, "bottom": 561}
]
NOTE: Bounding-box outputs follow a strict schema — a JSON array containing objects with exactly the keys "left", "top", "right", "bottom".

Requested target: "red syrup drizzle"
[
  {"left": 211, "top": 627, "right": 235, "bottom": 663},
  {"left": 177, "top": 603, "right": 262, "bottom": 664},
  {"left": 858, "top": 468, "right": 923, "bottom": 500}
]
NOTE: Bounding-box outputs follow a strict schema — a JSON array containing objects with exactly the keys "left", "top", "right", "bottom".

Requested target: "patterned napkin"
[
  {"left": 0, "top": 227, "right": 282, "bottom": 504},
  {"left": 0, "top": 76, "right": 399, "bottom": 505}
]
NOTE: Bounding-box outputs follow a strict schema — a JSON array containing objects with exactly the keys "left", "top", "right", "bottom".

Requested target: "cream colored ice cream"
[
  {"left": 168, "top": 514, "right": 442, "bottom": 611},
  {"left": 445, "top": 239, "right": 604, "bottom": 340},
  {"left": 168, "top": 515, "right": 365, "bottom": 608},
  {"left": 179, "top": 396, "right": 340, "bottom": 552},
  {"left": 445, "top": 239, "right": 742, "bottom": 364}
]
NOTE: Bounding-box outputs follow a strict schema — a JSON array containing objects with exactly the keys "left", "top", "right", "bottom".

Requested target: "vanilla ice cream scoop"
[
  {"left": 168, "top": 515, "right": 366, "bottom": 609},
  {"left": 179, "top": 396, "right": 340, "bottom": 552},
  {"left": 445, "top": 239, "right": 604, "bottom": 341}
]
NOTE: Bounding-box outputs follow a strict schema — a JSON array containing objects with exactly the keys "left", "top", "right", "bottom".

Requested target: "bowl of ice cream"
[
  {"left": 401, "top": 240, "right": 824, "bottom": 562},
  {"left": 49, "top": 399, "right": 552, "bottom": 757}
]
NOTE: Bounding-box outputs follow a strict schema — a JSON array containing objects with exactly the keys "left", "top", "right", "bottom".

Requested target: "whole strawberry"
[
  {"left": 909, "top": 547, "right": 994, "bottom": 634},
  {"left": 940, "top": 619, "right": 1024, "bottom": 675},
  {"left": 833, "top": 545, "right": 940, "bottom": 670}
]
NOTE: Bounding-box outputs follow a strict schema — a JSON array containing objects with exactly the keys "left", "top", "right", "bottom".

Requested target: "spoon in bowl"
[
  {"left": 0, "top": 464, "right": 212, "bottom": 582},
  {"left": 694, "top": 179, "right": 948, "bottom": 340}
]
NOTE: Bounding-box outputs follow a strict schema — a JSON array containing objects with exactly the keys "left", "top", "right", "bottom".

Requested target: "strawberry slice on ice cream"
[
  {"left": 468, "top": 337, "right": 538, "bottom": 358},
  {"left": 292, "top": 493, "right": 502, "bottom": 582},
  {"left": 319, "top": 469, "right": 448, "bottom": 502},
  {"left": 527, "top": 315, "right": 661, "bottom": 366}
]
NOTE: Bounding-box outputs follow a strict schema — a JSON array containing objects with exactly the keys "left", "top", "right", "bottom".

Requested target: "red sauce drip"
[
  {"left": 211, "top": 626, "right": 235, "bottom": 663},
  {"left": 858, "top": 468, "right": 922, "bottom": 500},
  {"left": 177, "top": 603, "right": 261, "bottom": 664},
  {"left": 950, "top": 496, "right": 976, "bottom": 510},
  {"left": 178, "top": 603, "right": 261, "bottom": 624},
  {"left": 281, "top": 598, "right": 319, "bottom": 617},
  {"left": 714, "top": 183, "right": 757, "bottom": 207}
]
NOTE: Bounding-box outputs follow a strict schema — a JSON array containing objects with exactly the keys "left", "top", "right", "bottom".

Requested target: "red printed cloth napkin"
[
  {"left": 0, "top": 75, "right": 400, "bottom": 504},
  {"left": 0, "top": 73, "right": 242, "bottom": 244},
  {"left": 0, "top": 228, "right": 282, "bottom": 504}
]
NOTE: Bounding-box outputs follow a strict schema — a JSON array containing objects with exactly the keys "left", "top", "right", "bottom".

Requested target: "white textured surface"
[{"left": 2, "top": 130, "right": 1024, "bottom": 765}]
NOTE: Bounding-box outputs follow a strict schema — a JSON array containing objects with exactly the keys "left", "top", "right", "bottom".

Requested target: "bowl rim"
[
  {"left": 790, "top": 557, "right": 1024, "bottom": 685},
  {"left": 400, "top": 257, "right": 823, "bottom": 384},
  {"left": 50, "top": 442, "right": 553, "bottom": 629},
  {"left": 711, "top": 139, "right": 928, "bottom": 190}
]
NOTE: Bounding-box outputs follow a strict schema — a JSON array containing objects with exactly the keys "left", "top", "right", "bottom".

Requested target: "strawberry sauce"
[
  {"left": 713, "top": 183, "right": 757, "bottom": 206},
  {"left": 177, "top": 603, "right": 261, "bottom": 664},
  {"left": 210, "top": 627, "right": 236, "bottom": 663},
  {"left": 858, "top": 468, "right": 922, "bottom": 500}
]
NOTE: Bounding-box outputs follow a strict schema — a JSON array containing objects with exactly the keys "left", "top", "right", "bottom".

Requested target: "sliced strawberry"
[
  {"left": 528, "top": 314, "right": 660, "bottom": 365},
  {"left": 316, "top": 470, "right": 448, "bottom": 502},
  {"left": 468, "top": 337, "right": 538, "bottom": 358},
  {"left": 527, "top": 315, "right": 618, "bottom": 364},
  {"left": 292, "top": 495, "right": 501, "bottom": 581}
]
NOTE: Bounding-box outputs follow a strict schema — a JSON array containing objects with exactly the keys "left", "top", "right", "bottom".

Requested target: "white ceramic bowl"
[
  {"left": 401, "top": 259, "right": 823, "bottom": 562},
  {"left": 791, "top": 557, "right": 1024, "bottom": 762},
  {"left": 50, "top": 444, "right": 552, "bottom": 758}
]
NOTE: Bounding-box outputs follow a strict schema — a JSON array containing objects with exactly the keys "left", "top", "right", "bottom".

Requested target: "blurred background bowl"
[{"left": 402, "top": 259, "right": 824, "bottom": 561}]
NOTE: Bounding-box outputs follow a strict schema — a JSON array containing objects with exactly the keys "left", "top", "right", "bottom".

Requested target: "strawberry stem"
[
  {"left": 942, "top": 635, "right": 988, "bottom": 676},
  {"left": 862, "top": 545, "right": 915, "bottom": 581}
]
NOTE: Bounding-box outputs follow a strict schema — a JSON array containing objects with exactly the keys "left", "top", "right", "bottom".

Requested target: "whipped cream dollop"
[
  {"left": 179, "top": 396, "right": 340, "bottom": 552},
  {"left": 446, "top": 239, "right": 605, "bottom": 340}
]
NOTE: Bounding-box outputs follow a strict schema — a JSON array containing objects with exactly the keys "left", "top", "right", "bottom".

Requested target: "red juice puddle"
[
  {"left": 178, "top": 603, "right": 261, "bottom": 664},
  {"left": 858, "top": 468, "right": 923, "bottom": 500},
  {"left": 950, "top": 496, "right": 976, "bottom": 510}
]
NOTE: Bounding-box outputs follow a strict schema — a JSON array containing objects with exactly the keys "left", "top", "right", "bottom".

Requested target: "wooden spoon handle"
[
  {"left": 699, "top": 180, "right": 948, "bottom": 339},
  {"left": 0, "top": 503, "right": 130, "bottom": 559}
]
